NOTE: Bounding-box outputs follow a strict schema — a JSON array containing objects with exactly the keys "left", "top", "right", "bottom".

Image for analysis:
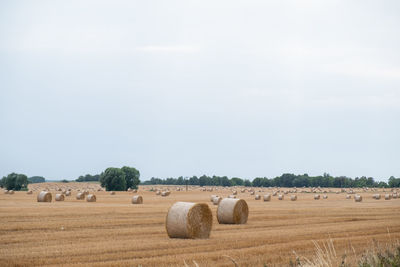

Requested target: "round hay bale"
[
  {"left": 373, "top": 194, "right": 381, "bottom": 200},
  {"left": 55, "top": 194, "right": 64, "bottom": 201},
  {"left": 323, "top": 195, "right": 328, "bottom": 199},
  {"left": 228, "top": 195, "right": 236, "bottom": 199},
  {"left": 255, "top": 194, "right": 261, "bottom": 200},
  {"left": 278, "top": 194, "right": 284, "bottom": 200},
  {"left": 212, "top": 196, "right": 222, "bottom": 205},
  {"left": 65, "top": 191, "right": 71, "bottom": 196},
  {"left": 132, "top": 195, "right": 143, "bottom": 204},
  {"left": 110, "top": 191, "right": 115, "bottom": 195},
  {"left": 290, "top": 195, "right": 297, "bottom": 201},
  {"left": 346, "top": 194, "right": 351, "bottom": 199},
  {"left": 385, "top": 194, "right": 391, "bottom": 200},
  {"left": 263, "top": 194, "right": 271, "bottom": 201},
  {"left": 37, "top": 191, "right": 52, "bottom": 202},
  {"left": 314, "top": 194, "right": 320, "bottom": 200},
  {"left": 217, "top": 198, "right": 248, "bottom": 224},
  {"left": 161, "top": 191, "right": 170, "bottom": 197},
  {"left": 86, "top": 194, "right": 96, "bottom": 202},
  {"left": 165, "top": 202, "right": 212, "bottom": 239},
  {"left": 27, "top": 190, "right": 33, "bottom": 194},
  {"left": 155, "top": 190, "right": 161, "bottom": 195},
  {"left": 8, "top": 190, "right": 14, "bottom": 194},
  {"left": 250, "top": 191, "right": 255, "bottom": 195},
  {"left": 210, "top": 195, "right": 218, "bottom": 202},
  {"left": 4, "top": 190, "right": 9, "bottom": 194},
  {"left": 232, "top": 190, "right": 238, "bottom": 195},
  {"left": 76, "top": 192, "right": 85, "bottom": 200},
  {"left": 272, "top": 191, "right": 277, "bottom": 196},
  {"left": 354, "top": 195, "right": 362, "bottom": 202}
]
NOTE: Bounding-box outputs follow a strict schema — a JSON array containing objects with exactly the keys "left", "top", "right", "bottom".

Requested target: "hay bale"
[
  {"left": 314, "top": 194, "right": 320, "bottom": 200},
  {"left": 210, "top": 195, "right": 218, "bottom": 202},
  {"left": 37, "top": 191, "right": 52, "bottom": 202},
  {"left": 110, "top": 191, "right": 115, "bottom": 195},
  {"left": 217, "top": 198, "right": 248, "bottom": 224},
  {"left": 278, "top": 194, "right": 284, "bottom": 200},
  {"left": 161, "top": 191, "right": 171, "bottom": 197},
  {"left": 86, "top": 194, "right": 96, "bottom": 202},
  {"left": 212, "top": 196, "right": 222, "bottom": 205},
  {"left": 250, "top": 191, "right": 255, "bottom": 195},
  {"left": 165, "top": 202, "right": 212, "bottom": 239},
  {"left": 156, "top": 190, "right": 161, "bottom": 195},
  {"left": 55, "top": 194, "right": 64, "bottom": 201},
  {"left": 290, "top": 195, "right": 297, "bottom": 201},
  {"left": 4, "top": 190, "right": 8, "bottom": 194},
  {"left": 263, "top": 194, "right": 271, "bottom": 201},
  {"left": 323, "top": 195, "right": 328, "bottom": 199},
  {"left": 354, "top": 195, "right": 362, "bottom": 202},
  {"left": 27, "top": 190, "right": 33, "bottom": 194},
  {"left": 346, "top": 194, "right": 351, "bottom": 199},
  {"left": 8, "top": 190, "right": 14, "bottom": 194},
  {"left": 65, "top": 191, "right": 71, "bottom": 196},
  {"left": 232, "top": 190, "right": 238, "bottom": 195},
  {"left": 392, "top": 193, "right": 398, "bottom": 199},
  {"left": 228, "top": 195, "right": 236, "bottom": 198},
  {"left": 76, "top": 192, "right": 85, "bottom": 200},
  {"left": 255, "top": 194, "right": 261, "bottom": 200},
  {"left": 385, "top": 194, "right": 391, "bottom": 200},
  {"left": 373, "top": 194, "right": 381, "bottom": 200},
  {"left": 132, "top": 195, "right": 143, "bottom": 204}
]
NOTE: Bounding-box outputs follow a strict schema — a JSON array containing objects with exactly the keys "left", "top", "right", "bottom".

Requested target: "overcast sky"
[{"left": 1, "top": 0, "right": 399, "bottom": 181}]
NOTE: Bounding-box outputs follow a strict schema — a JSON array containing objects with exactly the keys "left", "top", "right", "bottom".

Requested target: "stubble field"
[{"left": 1, "top": 183, "right": 399, "bottom": 266}]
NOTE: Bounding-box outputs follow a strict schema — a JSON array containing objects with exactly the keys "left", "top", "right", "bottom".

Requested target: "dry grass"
[{"left": 0, "top": 183, "right": 399, "bottom": 266}]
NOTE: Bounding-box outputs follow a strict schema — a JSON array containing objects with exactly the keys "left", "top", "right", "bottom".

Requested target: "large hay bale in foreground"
[
  {"left": 76, "top": 192, "right": 85, "bottom": 200},
  {"left": 55, "top": 194, "right": 64, "bottom": 201},
  {"left": 37, "top": 191, "right": 52, "bottom": 202},
  {"left": 290, "top": 195, "right": 297, "bottom": 201},
  {"left": 354, "top": 195, "right": 362, "bottom": 202},
  {"left": 132, "top": 195, "right": 143, "bottom": 204},
  {"left": 86, "top": 194, "right": 96, "bottom": 202},
  {"left": 166, "top": 202, "right": 212, "bottom": 239},
  {"left": 263, "top": 194, "right": 271, "bottom": 201},
  {"left": 217, "top": 198, "right": 248, "bottom": 224}
]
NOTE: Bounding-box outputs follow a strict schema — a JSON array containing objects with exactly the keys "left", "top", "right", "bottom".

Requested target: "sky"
[{"left": 1, "top": 0, "right": 399, "bottom": 182}]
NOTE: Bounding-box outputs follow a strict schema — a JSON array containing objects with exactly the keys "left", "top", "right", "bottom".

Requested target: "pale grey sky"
[{"left": 1, "top": 0, "right": 399, "bottom": 181}]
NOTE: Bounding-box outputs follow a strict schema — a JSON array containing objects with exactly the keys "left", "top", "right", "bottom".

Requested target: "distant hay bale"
[
  {"left": 393, "top": 193, "right": 398, "bottom": 199},
  {"left": 232, "top": 190, "right": 238, "bottom": 195},
  {"left": 263, "top": 194, "right": 271, "bottom": 201},
  {"left": 278, "top": 194, "right": 284, "bottom": 200},
  {"left": 250, "top": 191, "right": 255, "bottom": 195},
  {"left": 8, "top": 190, "right": 14, "bottom": 194},
  {"left": 161, "top": 191, "right": 171, "bottom": 197},
  {"left": 385, "top": 194, "right": 391, "bottom": 200},
  {"left": 210, "top": 195, "right": 218, "bottom": 202},
  {"left": 4, "top": 190, "right": 8, "bottom": 194},
  {"left": 354, "top": 195, "right": 362, "bottom": 202},
  {"left": 323, "top": 195, "right": 328, "bottom": 199},
  {"left": 110, "top": 191, "right": 115, "bottom": 195},
  {"left": 346, "top": 194, "right": 351, "bottom": 199},
  {"left": 290, "top": 195, "right": 297, "bottom": 201},
  {"left": 212, "top": 196, "right": 222, "bottom": 205},
  {"left": 27, "top": 190, "right": 33, "bottom": 194},
  {"left": 272, "top": 191, "right": 277, "bottom": 196},
  {"left": 217, "top": 198, "right": 248, "bottom": 224},
  {"left": 132, "top": 195, "right": 143, "bottom": 204},
  {"left": 37, "top": 191, "right": 52, "bottom": 202},
  {"left": 314, "top": 194, "right": 320, "bottom": 200},
  {"left": 76, "top": 192, "right": 85, "bottom": 200},
  {"left": 156, "top": 190, "right": 161, "bottom": 195},
  {"left": 55, "top": 194, "right": 64, "bottom": 201},
  {"left": 166, "top": 202, "right": 212, "bottom": 239},
  {"left": 373, "top": 194, "right": 381, "bottom": 200},
  {"left": 86, "top": 194, "right": 96, "bottom": 202},
  {"left": 228, "top": 195, "right": 236, "bottom": 198},
  {"left": 65, "top": 191, "right": 71, "bottom": 196},
  {"left": 255, "top": 194, "right": 261, "bottom": 200}
]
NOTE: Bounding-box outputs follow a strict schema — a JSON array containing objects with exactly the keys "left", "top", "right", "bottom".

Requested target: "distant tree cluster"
[
  {"left": 0, "top": 173, "right": 29, "bottom": 190},
  {"left": 28, "top": 176, "right": 46, "bottom": 183},
  {"left": 142, "top": 173, "right": 398, "bottom": 188},
  {"left": 100, "top": 166, "right": 140, "bottom": 191},
  {"left": 75, "top": 174, "right": 100, "bottom": 182}
]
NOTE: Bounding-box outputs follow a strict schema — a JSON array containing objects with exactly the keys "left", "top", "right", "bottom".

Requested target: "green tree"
[
  {"left": 1, "top": 173, "right": 28, "bottom": 190},
  {"left": 231, "top": 177, "right": 244, "bottom": 186},
  {"left": 100, "top": 168, "right": 126, "bottom": 191},
  {"left": 121, "top": 166, "right": 140, "bottom": 189},
  {"left": 28, "top": 176, "right": 45, "bottom": 183}
]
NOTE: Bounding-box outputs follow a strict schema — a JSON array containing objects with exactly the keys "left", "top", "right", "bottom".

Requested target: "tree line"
[{"left": 143, "top": 173, "right": 400, "bottom": 188}]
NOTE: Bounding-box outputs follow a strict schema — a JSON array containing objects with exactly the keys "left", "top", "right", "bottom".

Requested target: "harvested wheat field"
[{"left": 1, "top": 183, "right": 400, "bottom": 266}]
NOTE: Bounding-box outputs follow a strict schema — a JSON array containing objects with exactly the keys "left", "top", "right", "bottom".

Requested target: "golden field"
[{"left": 1, "top": 183, "right": 400, "bottom": 267}]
